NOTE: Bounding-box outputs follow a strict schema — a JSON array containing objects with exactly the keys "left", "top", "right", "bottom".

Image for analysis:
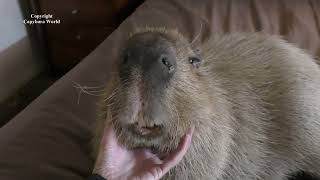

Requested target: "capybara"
[{"left": 93, "top": 27, "right": 320, "bottom": 180}]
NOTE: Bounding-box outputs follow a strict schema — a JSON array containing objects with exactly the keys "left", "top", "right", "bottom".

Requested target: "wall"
[
  {"left": 0, "top": 0, "right": 27, "bottom": 52},
  {"left": 0, "top": 0, "right": 44, "bottom": 103}
]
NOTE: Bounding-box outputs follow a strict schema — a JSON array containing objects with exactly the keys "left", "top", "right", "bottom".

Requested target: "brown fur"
[{"left": 93, "top": 27, "right": 320, "bottom": 180}]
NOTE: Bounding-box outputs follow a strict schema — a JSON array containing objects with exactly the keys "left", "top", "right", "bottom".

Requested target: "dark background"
[{"left": 0, "top": 0, "right": 144, "bottom": 126}]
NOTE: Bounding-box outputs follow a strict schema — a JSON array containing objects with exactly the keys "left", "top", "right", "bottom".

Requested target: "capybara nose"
[
  {"left": 120, "top": 32, "right": 177, "bottom": 86},
  {"left": 142, "top": 53, "right": 176, "bottom": 84},
  {"left": 130, "top": 123, "right": 163, "bottom": 137}
]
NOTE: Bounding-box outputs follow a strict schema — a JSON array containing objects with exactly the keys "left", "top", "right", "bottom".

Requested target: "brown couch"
[{"left": 0, "top": 0, "right": 319, "bottom": 180}]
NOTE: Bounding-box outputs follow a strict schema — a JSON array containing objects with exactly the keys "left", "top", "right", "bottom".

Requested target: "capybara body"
[{"left": 94, "top": 27, "right": 320, "bottom": 180}]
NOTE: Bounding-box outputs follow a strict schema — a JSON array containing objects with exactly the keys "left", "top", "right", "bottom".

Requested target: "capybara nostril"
[
  {"left": 131, "top": 123, "right": 163, "bottom": 137},
  {"left": 159, "top": 55, "right": 175, "bottom": 74}
]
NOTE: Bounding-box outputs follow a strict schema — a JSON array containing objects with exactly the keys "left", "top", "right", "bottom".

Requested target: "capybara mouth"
[
  {"left": 128, "top": 123, "right": 164, "bottom": 138},
  {"left": 125, "top": 123, "right": 169, "bottom": 159}
]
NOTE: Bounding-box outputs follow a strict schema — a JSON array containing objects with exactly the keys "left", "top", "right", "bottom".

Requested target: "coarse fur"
[{"left": 93, "top": 27, "right": 320, "bottom": 180}]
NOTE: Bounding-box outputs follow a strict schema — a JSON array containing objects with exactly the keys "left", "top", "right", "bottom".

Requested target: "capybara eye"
[{"left": 189, "top": 57, "right": 201, "bottom": 67}]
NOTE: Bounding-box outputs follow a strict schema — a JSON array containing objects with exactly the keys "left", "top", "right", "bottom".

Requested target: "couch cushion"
[{"left": 0, "top": 0, "right": 319, "bottom": 180}]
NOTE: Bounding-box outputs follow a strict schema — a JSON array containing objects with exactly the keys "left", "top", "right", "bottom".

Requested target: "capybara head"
[{"left": 99, "top": 28, "right": 227, "bottom": 157}]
